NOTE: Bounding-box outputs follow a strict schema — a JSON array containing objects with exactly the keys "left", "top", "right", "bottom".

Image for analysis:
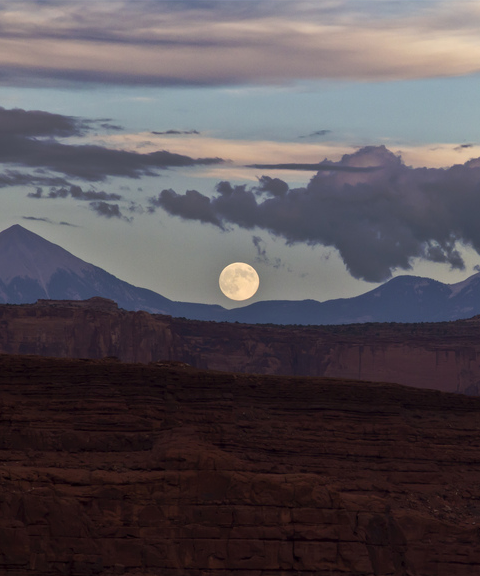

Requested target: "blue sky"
[{"left": 2, "top": 0, "right": 480, "bottom": 307}]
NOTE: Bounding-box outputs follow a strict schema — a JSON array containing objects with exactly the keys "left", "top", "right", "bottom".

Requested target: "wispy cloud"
[
  {"left": 455, "top": 143, "right": 475, "bottom": 151},
  {"left": 1, "top": 1, "right": 480, "bottom": 87},
  {"left": 151, "top": 130, "right": 200, "bottom": 136},
  {"left": 101, "top": 132, "right": 480, "bottom": 178},
  {"left": 22, "top": 216, "right": 77, "bottom": 226},
  {"left": 252, "top": 235, "right": 285, "bottom": 269},
  {"left": 298, "top": 130, "right": 332, "bottom": 139},
  {"left": 151, "top": 145, "right": 480, "bottom": 282},
  {"left": 246, "top": 162, "right": 382, "bottom": 173},
  {"left": 0, "top": 170, "right": 69, "bottom": 188},
  {"left": 27, "top": 185, "right": 122, "bottom": 201}
]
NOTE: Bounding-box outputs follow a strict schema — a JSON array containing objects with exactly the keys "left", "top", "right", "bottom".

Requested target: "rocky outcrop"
[
  {"left": 0, "top": 353, "right": 480, "bottom": 575},
  {"left": 1, "top": 298, "right": 480, "bottom": 394}
]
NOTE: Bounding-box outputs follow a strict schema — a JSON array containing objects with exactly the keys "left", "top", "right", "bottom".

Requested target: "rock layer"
[
  {"left": 0, "top": 354, "right": 480, "bottom": 575},
  {"left": 2, "top": 298, "right": 480, "bottom": 394}
]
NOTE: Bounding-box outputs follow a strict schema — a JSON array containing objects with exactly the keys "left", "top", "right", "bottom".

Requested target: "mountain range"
[{"left": 1, "top": 223, "right": 480, "bottom": 325}]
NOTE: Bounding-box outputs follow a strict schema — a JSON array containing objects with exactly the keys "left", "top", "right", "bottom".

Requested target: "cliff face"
[
  {"left": 1, "top": 298, "right": 480, "bottom": 394},
  {"left": 1, "top": 353, "right": 480, "bottom": 576}
]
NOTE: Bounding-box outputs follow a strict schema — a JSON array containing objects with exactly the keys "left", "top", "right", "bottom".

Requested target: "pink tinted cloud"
[{"left": 1, "top": 1, "right": 480, "bottom": 86}]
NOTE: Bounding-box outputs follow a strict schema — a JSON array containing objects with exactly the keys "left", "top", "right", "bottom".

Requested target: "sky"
[{"left": 2, "top": 0, "right": 480, "bottom": 307}]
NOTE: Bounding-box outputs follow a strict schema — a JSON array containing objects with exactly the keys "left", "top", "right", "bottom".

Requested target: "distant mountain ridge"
[
  {"left": 0, "top": 224, "right": 224, "bottom": 321},
  {"left": 1, "top": 223, "right": 480, "bottom": 325}
]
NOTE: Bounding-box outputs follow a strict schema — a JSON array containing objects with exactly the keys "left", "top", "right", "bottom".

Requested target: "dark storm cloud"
[
  {"left": 149, "top": 189, "right": 223, "bottom": 226},
  {"left": 298, "top": 130, "right": 332, "bottom": 139},
  {"left": 0, "top": 106, "right": 222, "bottom": 183},
  {"left": 153, "top": 145, "right": 480, "bottom": 283},
  {"left": 1, "top": 138, "right": 222, "bottom": 181},
  {"left": 28, "top": 185, "right": 122, "bottom": 201},
  {"left": 151, "top": 130, "right": 200, "bottom": 136},
  {"left": 255, "top": 176, "right": 289, "bottom": 197},
  {"left": 0, "top": 106, "right": 87, "bottom": 136}
]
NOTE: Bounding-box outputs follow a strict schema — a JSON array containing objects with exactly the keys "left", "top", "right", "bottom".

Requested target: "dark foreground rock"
[
  {"left": 0, "top": 353, "right": 480, "bottom": 575},
  {"left": 3, "top": 298, "right": 480, "bottom": 394}
]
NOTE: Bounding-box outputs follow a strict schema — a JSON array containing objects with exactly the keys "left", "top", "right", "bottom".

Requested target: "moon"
[{"left": 219, "top": 262, "right": 260, "bottom": 301}]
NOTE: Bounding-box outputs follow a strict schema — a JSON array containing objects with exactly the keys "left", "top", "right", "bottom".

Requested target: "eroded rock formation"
[
  {"left": 1, "top": 297, "right": 480, "bottom": 394},
  {"left": 0, "top": 354, "right": 479, "bottom": 575}
]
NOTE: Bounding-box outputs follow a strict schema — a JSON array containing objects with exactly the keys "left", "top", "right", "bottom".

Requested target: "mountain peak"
[
  {"left": 448, "top": 272, "right": 480, "bottom": 298},
  {"left": 1, "top": 224, "right": 480, "bottom": 324},
  {"left": 0, "top": 224, "right": 92, "bottom": 289},
  {"left": 0, "top": 224, "right": 175, "bottom": 314},
  {"left": 1, "top": 223, "right": 38, "bottom": 238}
]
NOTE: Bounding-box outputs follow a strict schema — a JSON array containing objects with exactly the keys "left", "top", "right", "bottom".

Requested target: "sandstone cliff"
[
  {"left": 0, "top": 354, "right": 479, "bottom": 575},
  {"left": 1, "top": 297, "right": 480, "bottom": 394}
]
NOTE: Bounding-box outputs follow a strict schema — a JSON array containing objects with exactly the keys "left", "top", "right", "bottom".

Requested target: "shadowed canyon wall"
[
  {"left": 0, "top": 354, "right": 480, "bottom": 575},
  {"left": 1, "top": 298, "right": 480, "bottom": 394}
]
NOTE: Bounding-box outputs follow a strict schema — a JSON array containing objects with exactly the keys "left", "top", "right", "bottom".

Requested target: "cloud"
[
  {"left": 298, "top": 130, "right": 332, "bottom": 139},
  {"left": 0, "top": 170, "right": 69, "bottom": 188},
  {"left": 103, "top": 132, "right": 480, "bottom": 178},
  {"left": 0, "top": 106, "right": 87, "bottom": 136},
  {"left": 1, "top": 1, "right": 480, "bottom": 86},
  {"left": 101, "top": 132, "right": 361, "bottom": 180},
  {"left": 89, "top": 201, "right": 131, "bottom": 221},
  {"left": 151, "top": 130, "right": 200, "bottom": 136},
  {"left": 127, "top": 201, "right": 145, "bottom": 215},
  {"left": 22, "top": 216, "right": 54, "bottom": 224},
  {"left": 2, "top": 139, "right": 222, "bottom": 181},
  {"left": 22, "top": 216, "right": 77, "bottom": 226},
  {"left": 247, "top": 162, "right": 382, "bottom": 172},
  {"left": 98, "top": 122, "right": 123, "bottom": 131},
  {"left": 149, "top": 188, "right": 222, "bottom": 226},
  {"left": 254, "top": 176, "right": 289, "bottom": 197},
  {"left": 28, "top": 185, "right": 122, "bottom": 201},
  {"left": 252, "top": 235, "right": 284, "bottom": 269},
  {"left": 0, "top": 106, "right": 222, "bottom": 183},
  {"left": 152, "top": 145, "right": 480, "bottom": 283}
]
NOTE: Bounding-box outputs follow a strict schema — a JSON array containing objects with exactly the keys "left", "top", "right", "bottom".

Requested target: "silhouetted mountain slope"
[
  {"left": 0, "top": 224, "right": 224, "bottom": 319},
  {"left": 224, "top": 274, "right": 480, "bottom": 324},
  {"left": 1, "top": 224, "right": 480, "bottom": 324}
]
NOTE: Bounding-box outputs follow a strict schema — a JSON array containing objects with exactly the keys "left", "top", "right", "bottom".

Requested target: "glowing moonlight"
[{"left": 219, "top": 262, "right": 260, "bottom": 301}]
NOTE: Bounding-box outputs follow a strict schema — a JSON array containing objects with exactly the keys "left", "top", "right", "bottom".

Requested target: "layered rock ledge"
[
  {"left": 0, "top": 353, "right": 480, "bottom": 575},
  {"left": 2, "top": 298, "right": 480, "bottom": 394}
]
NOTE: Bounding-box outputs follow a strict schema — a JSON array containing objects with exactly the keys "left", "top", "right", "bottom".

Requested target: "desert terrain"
[
  {"left": 0, "top": 353, "right": 479, "bottom": 575},
  {"left": 1, "top": 297, "right": 480, "bottom": 394}
]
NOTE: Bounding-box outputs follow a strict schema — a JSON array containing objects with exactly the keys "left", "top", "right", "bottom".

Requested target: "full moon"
[{"left": 219, "top": 262, "right": 260, "bottom": 301}]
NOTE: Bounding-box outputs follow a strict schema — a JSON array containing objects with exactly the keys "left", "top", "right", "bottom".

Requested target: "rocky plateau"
[
  {"left": 1, "top": 353, "right": 480, "bottom": 575},
  {"left": 1, "top": 298, "right": 480, "bottom": 395}
]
